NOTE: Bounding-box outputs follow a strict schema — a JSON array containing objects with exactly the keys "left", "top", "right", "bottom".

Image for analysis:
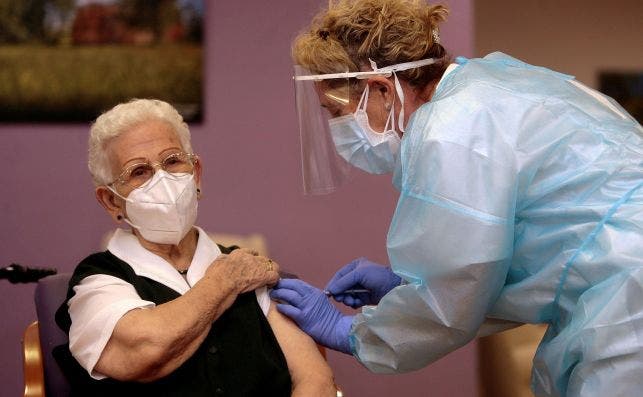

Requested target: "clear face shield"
[
  {"left": 294, "top": 66, "right": 365, "bottom": 194},
  {"left": 293, "top": 58, "right": 438, "bottom": 195}
]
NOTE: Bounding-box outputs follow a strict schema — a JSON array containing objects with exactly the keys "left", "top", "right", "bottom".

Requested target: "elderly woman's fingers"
[
  {"left": 229, "top": 249, "right": 280, "bottom": 275},
  {"left": 248, "top": 253, "right": 281, "bottom": 278},
  {"left": 237, "top": 247, "right": 259, "bottom": 256},
  {"left": 211, "top": 250, "right": 283, "bottom": 293},
  {"left": 267, "top": 258, "right": 280, "bottom": 274},
  {"left": 265, "top": 258, "right": 281, "bottom": 286}
]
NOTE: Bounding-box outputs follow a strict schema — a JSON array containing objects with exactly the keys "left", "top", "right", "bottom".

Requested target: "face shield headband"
[{"left": 293, "top": 58, "right": 438, "bottom": 195}]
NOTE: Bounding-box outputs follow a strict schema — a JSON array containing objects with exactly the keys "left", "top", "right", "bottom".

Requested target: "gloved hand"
[
  {"left": 325, "top": 257, "right": 402, "bottom": 308},
  {"left": 270, "top": 279, "right": 353, "bottom": 354}
]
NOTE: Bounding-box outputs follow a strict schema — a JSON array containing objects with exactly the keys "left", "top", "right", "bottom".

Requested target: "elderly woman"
[{"left": 53, "top": 99, "right": 336, "bottom": 396}]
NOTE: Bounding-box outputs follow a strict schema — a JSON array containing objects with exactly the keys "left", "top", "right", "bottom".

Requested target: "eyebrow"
[
  {"left": 120, "top": 157, "right": 147, "bottom": 168},
  {"left": 120, "top": 147, "right": 184, "bottom": 168},
  {"left": 158, "top": 146, "right": 184, "bottom": 157}
]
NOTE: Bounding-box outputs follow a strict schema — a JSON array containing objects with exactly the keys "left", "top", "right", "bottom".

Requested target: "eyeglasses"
[{"left": 110, "top": 152, "right": 198, "bottom": 189}]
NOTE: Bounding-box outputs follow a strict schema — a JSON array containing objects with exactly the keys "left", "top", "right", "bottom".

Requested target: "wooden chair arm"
[{"left": 22, "top": 321, "right": 45, "bottom": 397}]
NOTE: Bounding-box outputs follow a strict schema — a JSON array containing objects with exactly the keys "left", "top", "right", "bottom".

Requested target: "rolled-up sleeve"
[{"left": 68, "top": 274, "right": 155, "bottom": 379}]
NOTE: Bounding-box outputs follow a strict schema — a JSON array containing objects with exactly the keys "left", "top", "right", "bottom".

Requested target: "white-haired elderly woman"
[{"left": 53, "top": 99, "right": 336, "bottom": 396}]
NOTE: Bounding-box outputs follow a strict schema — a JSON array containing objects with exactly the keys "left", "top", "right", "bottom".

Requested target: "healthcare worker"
[{"left": 269, "top": 0, "right": 643, "bottom": 396}]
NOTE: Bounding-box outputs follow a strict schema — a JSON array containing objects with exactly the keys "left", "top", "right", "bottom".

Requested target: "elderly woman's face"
[{"left": 108, "top": 119, "right": 195, "bottom": 195}]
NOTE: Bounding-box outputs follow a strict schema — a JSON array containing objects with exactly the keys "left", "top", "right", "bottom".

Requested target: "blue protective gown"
[{"left": 349, "top": 53, "right": 643, "bottom": 396}]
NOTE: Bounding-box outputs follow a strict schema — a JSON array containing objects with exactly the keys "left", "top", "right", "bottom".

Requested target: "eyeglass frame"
[{"left": 108, "top": 151, "right": 199, "bottom": 189}]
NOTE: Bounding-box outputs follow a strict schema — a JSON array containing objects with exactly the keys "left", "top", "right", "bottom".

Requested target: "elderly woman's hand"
[{"left": 209, "top": 248, "right": 280, "bottom": 294}]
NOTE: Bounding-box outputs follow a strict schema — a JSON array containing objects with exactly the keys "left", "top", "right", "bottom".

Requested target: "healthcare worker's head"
[
  {"left": 292, "top": 0, "right": 451, "bottom": 194},
  {"left": 89, "top": 99, "right": 203, "bottom": 246}
]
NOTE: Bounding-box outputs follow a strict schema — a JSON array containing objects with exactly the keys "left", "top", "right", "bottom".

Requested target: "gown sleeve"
[{"left": 350, "top": 94, "right": 519, "bottom": 373}]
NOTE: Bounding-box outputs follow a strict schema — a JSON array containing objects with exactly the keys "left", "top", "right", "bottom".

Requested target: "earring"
[
  {"left": 385, "top": 103, "right": 392, "bottom": 111},
  {"left": 196, "top": 188, "right": 201, "bottom": 194},
  {"left": 117, "top": 215, "right": 123, "bottom": 221}
]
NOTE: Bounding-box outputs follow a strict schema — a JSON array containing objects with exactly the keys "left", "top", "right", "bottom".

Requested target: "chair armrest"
[{"left": 22, "top": 321, "right": 45, "bottom": 397}]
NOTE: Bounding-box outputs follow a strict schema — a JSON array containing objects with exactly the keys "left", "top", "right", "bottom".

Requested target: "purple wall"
[{"left": 0, "top": 1, "right": 474, "bottom": 396}]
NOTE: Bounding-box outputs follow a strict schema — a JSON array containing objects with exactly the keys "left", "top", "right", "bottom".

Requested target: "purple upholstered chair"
[{"left": 34, "top": 273, "right": 72, "bottom": 397}]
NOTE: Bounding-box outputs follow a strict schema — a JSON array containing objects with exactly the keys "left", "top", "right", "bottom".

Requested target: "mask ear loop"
[
  {"left": 107, "top": 185, "right": 129, "bottom": 202},
  {"left": 384, "top": 86, "right": 396, "bottom": 133},
  {"left": 393, "top": 71, "right": 406, "bottom": 133},
  {"left": 356, "top": 82, "right": 369, "bottom": 113},
  {"left": 121, "top": 216, "right": 142, "bottom": 231},
  {"left": 365, "top": 58, "right": 399, "bottom": 134},
  {"left": 105, "top": 185, "right": 139, "bottom": 229}
]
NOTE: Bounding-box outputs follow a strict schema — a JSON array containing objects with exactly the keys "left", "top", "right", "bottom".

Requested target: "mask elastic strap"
[
  {"left": 122, "top": 217, "right": 142, "bottom": 231},
  {"left": 369, "top": 58, "right": 416, "bottom": 133},
  {"left": 393, "top": 72, "right": 406, "bottom": 132},
  {"left": 106, "top": 185, "right": 139, "bottom": 228},
  {"left": 357, "top": 83, "right": 369, "bottom": 111},
  {"left": 384, "top": 99, "right": 396, "bottom": 133},
  {"left": 106, "top": 185, "right": 134, "bottom": 223},
  {"left": 107, "top": 185, "right": 129, "bottom": 202},
  {"left": 357, "top": 80, "right": 397, "bottom": 135},
  {"left": 381, "top": 76, "right": 396, "bottom": 133}
]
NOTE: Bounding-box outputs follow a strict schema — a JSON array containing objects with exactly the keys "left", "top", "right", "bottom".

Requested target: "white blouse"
[{"left": 67, "top": 226, "right": 270, "bottom": 379}]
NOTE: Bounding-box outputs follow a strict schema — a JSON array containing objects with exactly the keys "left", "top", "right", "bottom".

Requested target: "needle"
[{"left": 323, "top": 289, "right": 370, "bottom": 297}]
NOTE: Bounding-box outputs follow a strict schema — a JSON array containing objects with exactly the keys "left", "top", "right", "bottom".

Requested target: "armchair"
[{"left": 22, "top": 233, "right": 342, "bottom": 396}]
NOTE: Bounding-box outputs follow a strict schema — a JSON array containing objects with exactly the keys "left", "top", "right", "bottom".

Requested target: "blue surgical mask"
[{"left": 328, "top": 84, "right": 401, "bottom": 174}]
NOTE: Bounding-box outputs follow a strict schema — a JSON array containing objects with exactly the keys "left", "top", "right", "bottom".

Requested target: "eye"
[
  {"left": 322, "top": 104, "right": 343, "bottom": 118},
  {"left": 128, "top": 164, "right": 153, "bottom": 179},
  {"left": 165, "top": 156, "right": 180, "bottom": 165},
  {"left": 163, "top": 153, "right": 186, "bottom": 166},
  {"left": 163, "top": 153, "right": 193, "bottom": 173}
]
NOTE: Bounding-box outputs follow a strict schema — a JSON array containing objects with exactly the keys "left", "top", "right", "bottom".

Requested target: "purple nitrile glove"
[
  {"left": 325, "top": 257, "right": 402, "bottom": 308},
  {"left": 270, "top": 279, "right": 353, "bottom": 354}
]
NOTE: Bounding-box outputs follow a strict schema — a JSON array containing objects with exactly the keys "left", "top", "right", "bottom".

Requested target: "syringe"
[{"left": 323, "top": 289, "right": 370, "bottom": 297}]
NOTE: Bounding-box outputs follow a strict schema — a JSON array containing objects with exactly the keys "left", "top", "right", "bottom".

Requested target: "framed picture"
[
  {"left": 599, "top": 71, "right": 642, "bottom": 123},
  {"left": 0, "top": 0, "right": 203, "bottom": 123}
]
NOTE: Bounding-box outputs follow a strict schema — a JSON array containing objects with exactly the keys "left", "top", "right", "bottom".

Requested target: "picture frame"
[
  {"left": 0, "top": 0, "right": 204, "bottom": 123},
  {"left": 599, "top": 71, "right": 642, "bottom": 123}
]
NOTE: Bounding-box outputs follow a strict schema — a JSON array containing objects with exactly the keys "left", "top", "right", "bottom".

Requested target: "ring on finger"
[{"left": 266, "top": 259, "right": 274, "bottom": 272}]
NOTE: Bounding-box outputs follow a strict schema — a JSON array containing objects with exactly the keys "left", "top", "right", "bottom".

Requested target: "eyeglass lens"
[{"left": 120, "top": 153, "right": 194, "bottom": 188}]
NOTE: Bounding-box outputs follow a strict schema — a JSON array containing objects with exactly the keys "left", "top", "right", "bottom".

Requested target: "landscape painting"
[{"left": 0, "top": 0, "right": 203, "bottom": 123}]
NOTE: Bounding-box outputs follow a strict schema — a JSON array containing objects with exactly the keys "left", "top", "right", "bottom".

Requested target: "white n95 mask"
[
  {"left": 328, "top": 82, "right": 401, "bottom": 174},
  {"left": 110, "top": 170, "right": 198, "bottom": 245}
]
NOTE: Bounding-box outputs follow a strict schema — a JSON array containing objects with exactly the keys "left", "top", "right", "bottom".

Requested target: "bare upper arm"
[
  {"left": 93, "top": 307, "right": 151, "bottom": 380},
  {"left": 266, "top": 301, "right": 336, "bottom": 395}
]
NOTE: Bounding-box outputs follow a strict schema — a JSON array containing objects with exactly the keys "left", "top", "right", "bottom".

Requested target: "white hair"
[{"left": 88, "top": 99, "right": 193, "bottom": 186}]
